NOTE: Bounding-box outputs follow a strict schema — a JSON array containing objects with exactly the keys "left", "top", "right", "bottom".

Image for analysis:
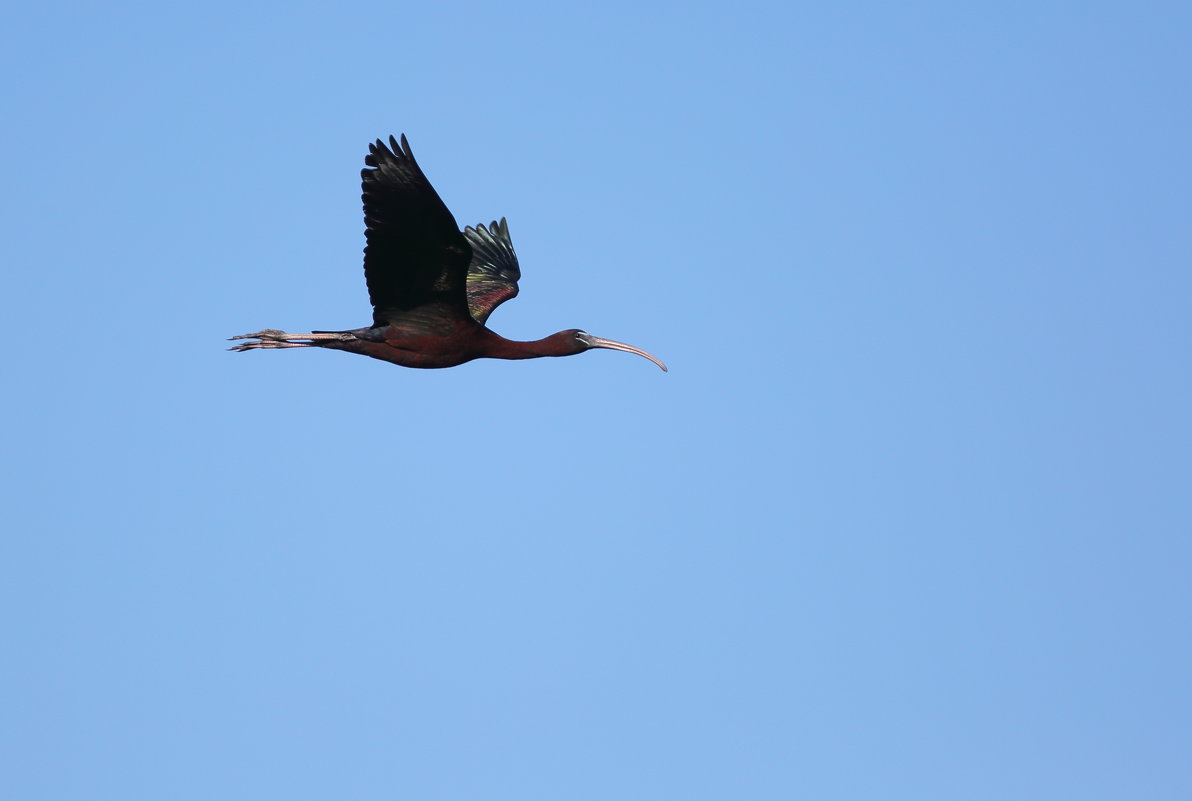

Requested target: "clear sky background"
[{"left": 3, "top": 1, "right": 1189, "bottom": 799}]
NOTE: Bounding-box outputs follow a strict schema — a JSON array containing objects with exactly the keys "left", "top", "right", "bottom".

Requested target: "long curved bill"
[{"left": 586, "top": 335, "right": 668, "bottom": 372}]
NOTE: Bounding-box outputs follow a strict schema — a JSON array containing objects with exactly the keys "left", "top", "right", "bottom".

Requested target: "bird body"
[
  {"left": 231, "top": 135, "right": 666, "bottom": 372},
  {"left": 310, "top": 320, "right": 587, "bottom": 370}
]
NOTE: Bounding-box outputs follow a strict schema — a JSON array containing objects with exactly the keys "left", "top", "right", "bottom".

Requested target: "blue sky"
[{"left": 3, "top": 1, "right": 1190, "bottom": 798}]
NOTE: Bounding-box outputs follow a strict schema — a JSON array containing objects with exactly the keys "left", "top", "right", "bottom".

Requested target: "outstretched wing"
[
  {"left": 361, "top": 135, "right": 472, "bottom": 326},
  {"left": 462, "top": 218, "right": 521, "bottom": 325}
]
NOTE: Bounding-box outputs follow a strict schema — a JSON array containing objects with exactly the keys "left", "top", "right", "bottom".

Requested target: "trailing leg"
[{"left": 227, "top": 329, "right": 350, "bottom": 352}]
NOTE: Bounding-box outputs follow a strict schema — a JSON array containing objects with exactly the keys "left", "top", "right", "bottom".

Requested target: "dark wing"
[
  {"left": 462, "top": 218, "right": 522, "bottom": 325},
  {"left": 361, "top": 135, "right": 472, "bottom": 326}
]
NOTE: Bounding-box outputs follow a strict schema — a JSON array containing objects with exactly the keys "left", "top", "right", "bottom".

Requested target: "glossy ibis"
[{"left": 230, "top": 135, "right": 666, "bottom": 372}]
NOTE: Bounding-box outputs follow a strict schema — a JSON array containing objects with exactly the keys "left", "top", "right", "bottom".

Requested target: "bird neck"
[{"left": 481, "top": 329, "right": 578, "bottom": 361}]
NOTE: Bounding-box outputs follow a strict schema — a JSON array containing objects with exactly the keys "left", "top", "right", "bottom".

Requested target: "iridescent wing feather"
[{"left": 462, "top": 218, "right": 521, "bottom": 325}]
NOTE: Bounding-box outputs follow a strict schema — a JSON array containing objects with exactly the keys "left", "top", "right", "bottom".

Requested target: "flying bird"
[{"left": 230, "top": 135, "right": 666, "bottom": 372}]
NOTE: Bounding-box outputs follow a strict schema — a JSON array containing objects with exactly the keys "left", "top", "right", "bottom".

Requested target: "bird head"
[{"left": 566, "top": 330, "right": 668, "bottom": 372}]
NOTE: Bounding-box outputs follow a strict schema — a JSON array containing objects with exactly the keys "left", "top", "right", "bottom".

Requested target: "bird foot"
[
  {"left": 227, "top": 330, "right": 346, "bottom": 351},
  {"left": 229, "top": 329, "right": 290, "bottom": 341}
]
